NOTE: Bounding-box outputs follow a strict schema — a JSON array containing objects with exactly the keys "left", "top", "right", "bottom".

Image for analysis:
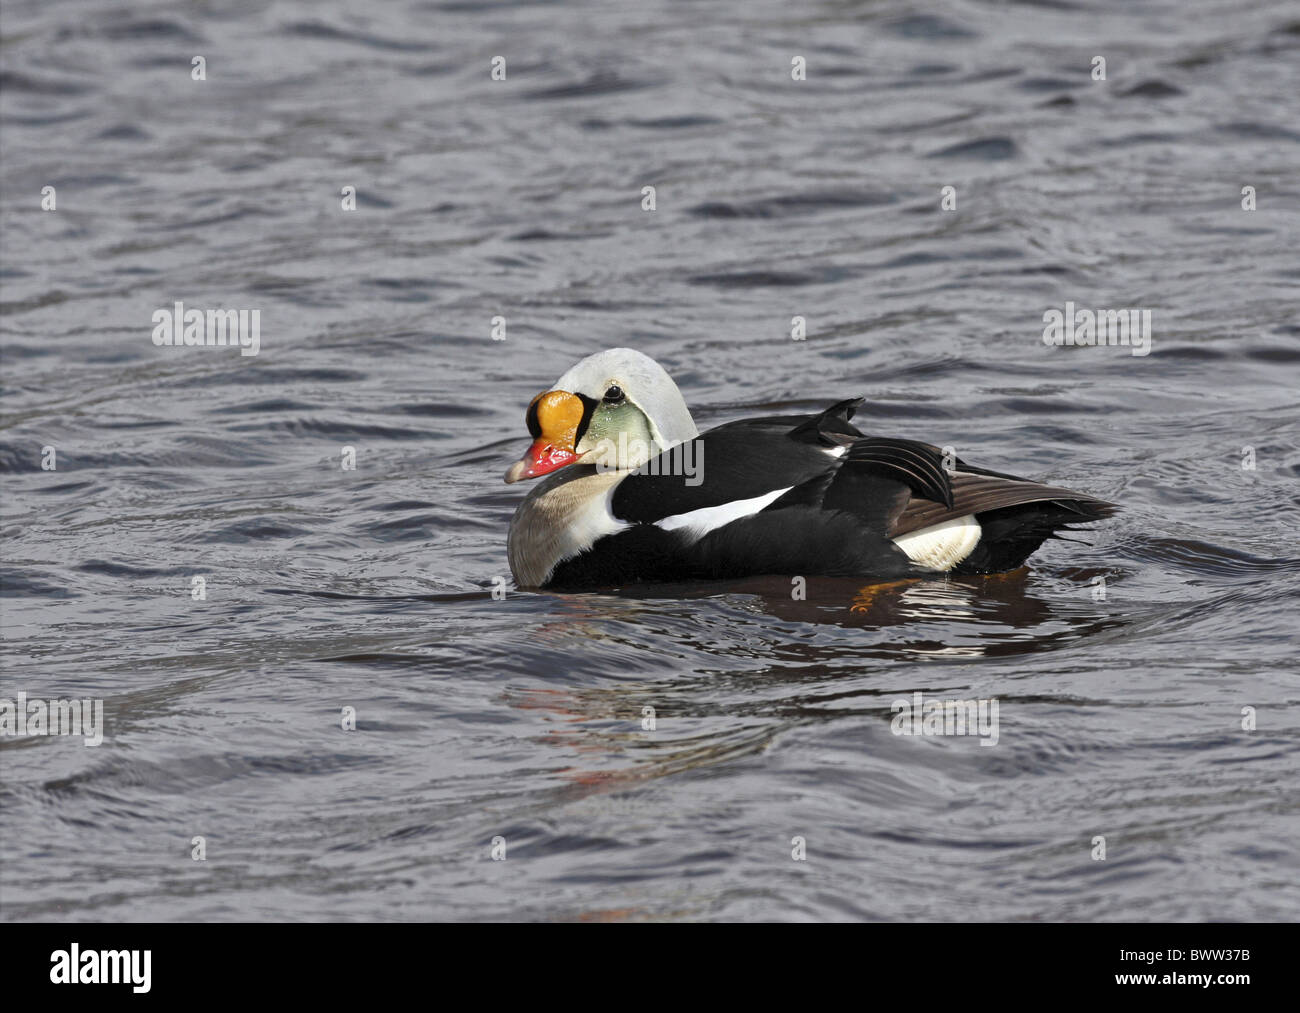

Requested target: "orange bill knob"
[{"left": 504, "top": 390, "right": 585, "bottom": 483}]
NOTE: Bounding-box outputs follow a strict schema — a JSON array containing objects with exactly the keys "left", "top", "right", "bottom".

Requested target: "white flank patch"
[
  {"left": 892, "top": 514, "right": 982, "bottom": 571},
  {"left": 655, "top": 487, "right": 793, "bottom": 540}
]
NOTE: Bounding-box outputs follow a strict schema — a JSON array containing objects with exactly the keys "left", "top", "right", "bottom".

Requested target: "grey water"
[{"left": 2, "top": 0, "right": 1298, "bottom": 921}]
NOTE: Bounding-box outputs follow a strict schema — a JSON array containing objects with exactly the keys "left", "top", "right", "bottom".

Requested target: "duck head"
[{"left": 504, "top": 347, "right": 699, "bottom": 483}]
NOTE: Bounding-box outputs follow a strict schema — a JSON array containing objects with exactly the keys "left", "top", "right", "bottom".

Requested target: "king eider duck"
[{"left": 504, "top": 348, "right": 1115, "bottom": 590}]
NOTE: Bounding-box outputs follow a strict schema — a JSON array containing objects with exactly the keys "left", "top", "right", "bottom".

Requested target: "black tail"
[{"left": 952, "top": 498, "right": 1116, "bottom": 574}]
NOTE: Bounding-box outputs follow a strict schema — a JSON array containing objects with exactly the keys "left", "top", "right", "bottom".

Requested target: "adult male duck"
[{"left": 504, "top": 348, "right": 1115, "bottom": 590}]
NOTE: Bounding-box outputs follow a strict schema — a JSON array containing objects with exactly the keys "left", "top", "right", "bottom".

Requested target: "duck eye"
[{"left": 603, "top": 385, "right": 625, "bottom": 404}]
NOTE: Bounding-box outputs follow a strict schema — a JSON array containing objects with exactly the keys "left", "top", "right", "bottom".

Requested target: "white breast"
[{"left": 508, "top": 469, "right": 629, "bottom": 587}]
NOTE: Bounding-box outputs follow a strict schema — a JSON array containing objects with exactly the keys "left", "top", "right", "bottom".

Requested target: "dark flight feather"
[{"left": 892, "top": 471, "right": 1115, "bottom": 537}]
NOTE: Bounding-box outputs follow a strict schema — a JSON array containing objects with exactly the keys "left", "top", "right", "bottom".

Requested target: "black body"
[{"left": 545, "top": 399, "right": 1115, "bottom": 589}]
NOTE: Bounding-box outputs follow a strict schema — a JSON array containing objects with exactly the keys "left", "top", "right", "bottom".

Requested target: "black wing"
[{"left": 610, "top": 399, "right": 865, "bottom": 524}]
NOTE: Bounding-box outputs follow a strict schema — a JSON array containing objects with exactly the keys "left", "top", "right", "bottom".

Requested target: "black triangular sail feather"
[{"left": 788, "top": 397, "right": 865, "bottom": 447}]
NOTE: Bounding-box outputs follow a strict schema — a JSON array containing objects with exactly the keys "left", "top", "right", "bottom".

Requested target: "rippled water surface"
[{"left": 2, "top": 0, "right": 1299, "bottom": 921}]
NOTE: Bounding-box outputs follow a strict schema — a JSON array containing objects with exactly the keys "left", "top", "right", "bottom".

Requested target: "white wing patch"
[
  {"left": 655, "top": 487, "right": 793, "bottom": 540},
  {"left": 892, "top": 514, "right": 981, "bottom": 571}
]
